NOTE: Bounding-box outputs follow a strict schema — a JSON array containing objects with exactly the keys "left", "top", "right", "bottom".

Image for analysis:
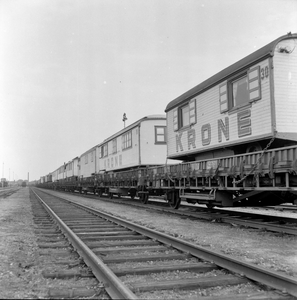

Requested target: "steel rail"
[
  {"left": 264, "top": 205, "right": 297, "bottom": 212},
  {"left": 146, "top": 203, "right": 297, "bottom": 235},
  {"left": 32, "top": 189, "right": 137, "bottom": 300},
  {"left": 177, "top": 209, "right": 297, "bottom": 235},
  {"left": 217, "top": 216, "right": 297, "bottom": 235},
  {"left": 81, "top": 193, "right": 297, "bottom": 235},
  {"left": 113, "top": 199, "right": 297, "bottom": 235},
  {"left": 34, "top": 188, "right": 297, "bottom": 297},
  {"left": 55, "top": 189, "right": 297, "bottom": 235},
  {"left": 63, "top": 196, "right": 297, "bottom": 297}
]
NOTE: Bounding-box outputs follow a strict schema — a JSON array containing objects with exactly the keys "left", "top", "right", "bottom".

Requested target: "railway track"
[
  {"left": 31, "top": 187, "right": 296, "bottom": 299},
  {"left": 0, "top": 187, "right": 20, "bottom": 198},
  {"left": 263, "top": 205, "right": 297, "bottom": 213},
  {"left": 178, "top": 206, "right": 297, "bottom": 236},
  {"left": 30, "top": 189, "right": 106, "bottom": 298},
  {"left": 51, "top": 189, "right": 297, "bottom": 236}
]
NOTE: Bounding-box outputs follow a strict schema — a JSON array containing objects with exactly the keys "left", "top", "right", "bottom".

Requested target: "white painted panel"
[
  {"left": 220, "top": 85, "right": 226, "bottom": 93},
  {"left": 249, "top": 69, "right": 258, "bottom": 79},
  {"left": 249, "top": 80, "right": 258, "bottom": 90},
  {"left": 167, "top": 58, "right": 273, "bottom": 158},
  {"left": 97, "top": 126, "right": 140, "bottom": 172},
  {"left": 96, "top": 116, "right": 178, "bottom": 171},
  {"left": 79, "top": 149, "right": 96, "bottom": 178},
  {"left": 273, "top": 39, "right": 297, "bottom": 133},
  {"left": 73, "top": 158, "right": 79, "bottom": 177},
  {"left": 220, "top": 93, "right": 227, "bottom": 102},
  {"left": 250, "top": 90, "right": 259, "bottom": 99},
  {"left": 140, "top": 119, "right": 168, "bottom": 165}
]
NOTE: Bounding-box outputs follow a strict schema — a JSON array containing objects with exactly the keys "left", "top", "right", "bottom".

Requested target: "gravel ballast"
[
  {"left": 45, "top": 189, "right": 297, "bottom": 277},
  {"left": 1, "top": 187, "right": 296, "bottom": 298}
]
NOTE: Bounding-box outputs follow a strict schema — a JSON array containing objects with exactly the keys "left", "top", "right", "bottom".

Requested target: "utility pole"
[
  {"left": 123, "top": 113, "right": 127, "bottom": 128},
  {"left": 2, "top": 162, "right": 4, "bottom": 188}
]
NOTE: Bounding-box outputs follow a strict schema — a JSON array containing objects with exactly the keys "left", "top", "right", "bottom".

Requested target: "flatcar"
[{"left": 38, "top": 33, "right": 297, "bottom": 208}]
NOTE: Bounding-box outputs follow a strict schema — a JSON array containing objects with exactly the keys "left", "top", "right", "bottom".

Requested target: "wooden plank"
[
  {"left": 186, "top": 292, "right": 294, "bottom": 300},
  {"left": 79, "top": 235, "right": 148, "bottom": 241},
  {"left": 93, "top": 245, "right": 168, "bottom": 254},
  {"left": 87, "top": 239, "right": 158, "bottom": 248},
  {"left": 112, "top": 263, "right": 218, "bottom": 276},
  {"left": 103, "top": 253, "right": 188, "bottom": 263},
  {"left": 130, "top": 275, "right": 248, "bottom": 292},
  {"left": 72, "top": 227, "right": 129, "bottom": 232},
  {"left": 76, "top": 230, "right": 135, "bottom": 236}
]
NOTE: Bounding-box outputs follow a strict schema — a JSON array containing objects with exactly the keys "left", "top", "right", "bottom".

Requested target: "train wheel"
[
  {"left": 140, "top": 193, "right": 149, "bottom": 204},
  {"left": 246, "top": 142, "right": 262, "bottom": 153},
  {"left": 169, "top": 191, "right": 181, "bottom": 209},
  {"left": 130, "top": 190, "right": 136, "bottom": 200}
]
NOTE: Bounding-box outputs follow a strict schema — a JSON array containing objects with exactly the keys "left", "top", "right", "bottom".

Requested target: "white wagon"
[{"left": 166, "top": 33, "right": 297, "bottom": 161}]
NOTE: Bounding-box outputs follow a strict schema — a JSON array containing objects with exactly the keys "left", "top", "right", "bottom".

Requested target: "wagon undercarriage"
[{"left": 40, "top": 145, "right": 297, "bottom": 208}]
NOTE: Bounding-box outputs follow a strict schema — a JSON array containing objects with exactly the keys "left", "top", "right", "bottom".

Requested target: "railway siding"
[
  {"left": 32, "top": 188, "right": 297, "bottom": 298},
  {"left": 1, "top": 188, "right": 296, "bottom": 299},
  {"left": 43, "top": 189, "right": 297, "bottom": 278}
]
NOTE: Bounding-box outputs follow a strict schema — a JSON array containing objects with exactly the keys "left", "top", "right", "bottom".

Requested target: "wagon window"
[
  {"left": 103, "top": 145, "right": 108, "bottom": 157},
  {"left": 231, "top": 75, "right": 249, "bottom": 108},
  {"left": 100, "top": 144, "right": 108, "bottom": 158},
  {"left": 155, "top": 126, "right": 166, "bottom": 144},
  {"left": 174, "top": 98, "right": 196, "bottom": 131},
  {"left": 180, "top": 104, "right": 190, "bottom": 128},
  {"left": 112, "top": 139, "right": 117, "bottom": 154},
  {"left": 122, "top": 131, "right": 132, "bottom": 150}
]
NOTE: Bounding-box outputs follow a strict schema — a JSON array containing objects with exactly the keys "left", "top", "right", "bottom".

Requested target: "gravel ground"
[
  {"left": 0, "top": 188, "right": 105, "bottom": 299},
  {"left": 0, "top": 188, "right": 41, "bottom": 298},
  {"left": 1, "top": 187, "right": 296, "bottom": 298}
]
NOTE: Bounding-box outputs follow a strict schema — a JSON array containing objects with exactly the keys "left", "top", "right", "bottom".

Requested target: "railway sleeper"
[
  {"left": 47, "top": 287, "right": 102, "bottom": 299},
  {"left": 128, "top": 274, "right": 249, "bottom": 292},
  {"left": 111, "top": 262, "right": 218, "bottom": 276},
  {"left": 194, "top": 291, "right": 295, "bottom": 300},
  {"left": 42, "top": 269, "right": 94, "bottom": 279}
]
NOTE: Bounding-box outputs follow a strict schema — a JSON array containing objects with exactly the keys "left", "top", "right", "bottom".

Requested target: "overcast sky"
[{"left": 0, "top": 0, "right": 296, "bottom": 181}]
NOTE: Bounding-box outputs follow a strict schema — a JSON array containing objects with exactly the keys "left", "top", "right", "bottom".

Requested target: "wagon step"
[{"left": 180, "top": 190, "right": 233, "bottom": 206}]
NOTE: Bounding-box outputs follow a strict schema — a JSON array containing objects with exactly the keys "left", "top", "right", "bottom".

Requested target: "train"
[{"left": 38, "top": 33, "right": 297, "bottom": 208}]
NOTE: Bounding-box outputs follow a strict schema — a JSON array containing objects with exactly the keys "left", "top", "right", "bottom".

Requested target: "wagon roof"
[
  {"left": 165, "top": 33, "right": 297, "bottom": 112},
  {"left": 79, "top": 145, "right": 97, "bottom": 157},
  {"left": 97, "top": 114, "right": 166, "bottom": 146}
]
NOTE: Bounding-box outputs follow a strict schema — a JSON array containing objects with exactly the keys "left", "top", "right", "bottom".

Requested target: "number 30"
[{"left": 261, "top": 66, "right": 269, "bottom": 79}]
